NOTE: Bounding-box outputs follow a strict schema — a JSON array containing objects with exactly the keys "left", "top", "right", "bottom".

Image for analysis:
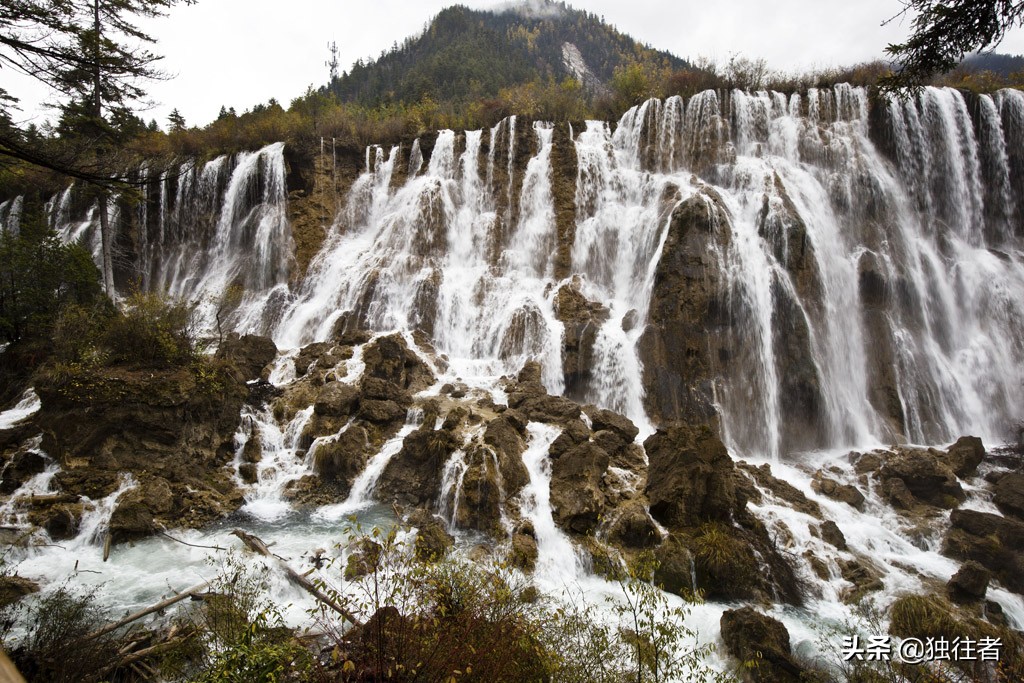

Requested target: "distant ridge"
[{"left": 328, "top": 0, "right": 689, "bottom": 106}]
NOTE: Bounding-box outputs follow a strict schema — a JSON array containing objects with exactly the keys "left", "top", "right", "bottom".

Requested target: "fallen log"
[
  {"left": 81, "top": 580, "right": 211, "bottom": 642},
  {"left": 23, "top": 493, "right": 79, "bottom": 506},
  {"left": 231, "top": 529, "right": 362, "bottom": 627}
]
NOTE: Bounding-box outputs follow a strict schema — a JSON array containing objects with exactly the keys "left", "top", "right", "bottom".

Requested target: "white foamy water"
[{"left": 0, "top": 390, "right": 40, "bottom": 430}]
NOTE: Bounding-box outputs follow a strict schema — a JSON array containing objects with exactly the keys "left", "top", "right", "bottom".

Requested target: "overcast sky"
[{"left": 8, "top": 0, "right": 1024, "bottom": 129}]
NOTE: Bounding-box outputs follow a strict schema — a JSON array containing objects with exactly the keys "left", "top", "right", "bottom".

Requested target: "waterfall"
[
  {"left": 27, "top": 85, "right": 1024, "bottom": 455},
  {"left": 517, "top": 423, "right": 588, "bottom": 582},
  {"left": 45, "top": 143, "right": 292, "bottom": 333}
]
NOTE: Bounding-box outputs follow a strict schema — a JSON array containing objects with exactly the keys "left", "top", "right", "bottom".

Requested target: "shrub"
[
  {"left": 101, "top": 291, "right": 201, "bottom": 368},
  {"left": 7, "top": 585, "right": 120, "bottom": 683}
]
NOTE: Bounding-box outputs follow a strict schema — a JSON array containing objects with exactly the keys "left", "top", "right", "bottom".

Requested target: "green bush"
[{"left": 0, "top": 198, "right": 102, "bottom": 346}]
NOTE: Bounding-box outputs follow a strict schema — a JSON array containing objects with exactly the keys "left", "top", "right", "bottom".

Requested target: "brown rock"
[
  {"left": 877, "top": 448, "right": 965, "bottom": 508},
  {"left": 993, "top": 473, "right": 1024, "bottom": 520},
  {"left": 550, "top": 442, "right": 608, "bottom": 534},
  {"left": 0, "top": 576, "right": 39, "bottom": 608},
  {"left": 359, "top": 399, "right": 406, "bottom": 424},
  {"left": 944, "top": 436, "right": 985, "bottom": 478},
  {"left": 811, "top": 471, "right": 866, "bottom": 510},
  {"left": 819, "top": 520, "right": 847, "bottom": 550},
  {"left": 220, "top": 333, "right": 278, "bottom": 379},
  {"left": 608, "top": 499, "right": 661, "bottom": 548},
  {"left": 510, "top": 532, "right": 538, "bottom": 572},
  {"left": 720, "top": 607, "right": 805, "bottom": 683},
  {"left": 645, "top": 423, "right": 738, "bottom": 528},
  {"left": 947, "top": 561, "right": 991, "bottom": 602},
  {"left": 943, "top": 508, "right": 1024, "bottom": 594},
  {"left": 313, "top": 425, "right": 370, "bottom": 488},
  {"left": 313, "top": 381, "right": 360, "bottom": 417},
  {"left": 552, "top": 279, "right": 609, "bottom": 400},
  {"left": 361, "top": 334, "right": 435, "bottom": 393}
]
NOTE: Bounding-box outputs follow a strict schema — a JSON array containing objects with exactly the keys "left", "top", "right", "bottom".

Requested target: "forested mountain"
[
  {"left": 329, "top": 1, "right": 689, "bottom": 106},
  {"left": 960, "top": 51, "right": 1024, "bottom": 77}
]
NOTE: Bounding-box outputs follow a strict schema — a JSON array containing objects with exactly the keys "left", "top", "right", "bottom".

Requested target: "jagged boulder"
[
  {"left": 877, "top": 447, "right": 965, "bottom": 509},
  {"left": 504, "top": 362, "right": 582, "bottom": 425},
  {"left": 738, "top": 463, "right": 822, "bottom": 518},
  {"left": 510, "top": 524, "right": 539, "bottom": 572},
  {"left": 313, "top": 382, "right": 360, "bottom": 417},
  {"left": 947, "top": 561, "right": 991, "bottom": 602},
  {"left": 29, "top": 503, "right": 82, "bottom": 540},
  {"left": 943, "top": 508, "right": 1024, "bottom": 594},
  {"left": 550, "top": 442, "right": 608, "bottom": 534},
  {"left": 376, "top": 418, "right": 460, "bottom": 507},
  {"left": 819, "top": 520, "right": 847, "bottom": 550},
  {"left": 720, "top": 607, "right": 806, "bottom": 683},
  {"left": 453, "top": 444, "right": 503, "bottom": 534},
  {"left": 945, "top": 436, "right": 985, "bottom": 478},
  {"left": 553, "top": 279, "right": 609, "bottom": 400},
  {"left": 109, "top": 476, "right": 177, "bottom": 543},
  {"left": 482, "top": 413, "right": 529, "bottom": 497},
  {"left": 608, "top": 499, "right": 661, "bottom": 548},
  {"left": 361, "top": 334, "right": 435, "bottom": 393},
  {"left": 811, "top": 471, "right": 866, "bottom": 510},
  {"left": 644, "top": 423, "right": 738, "bottom": 528},
  {"left": 0, "top": 451, "right": 46, "bottom": 494},
  {"left": 313, "top": 425, "right": 371, "bottom": 490},
  {"left": 220, "top": 333, "right": 278, "bottom": 380},
  {"left": 993, "top": 473, "right": 1024, "bottom": 520},
  {"left": 639, "top": 188, "right": 731, "bottom": 427}
]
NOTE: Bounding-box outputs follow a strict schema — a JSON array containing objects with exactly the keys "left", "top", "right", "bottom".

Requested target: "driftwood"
[
  {"left": 81, "top": 580, "right": 211, "bottom": 642},
  {"left": 23, "top": 493, "right": 79, "bottom": 506},
  {"left": 231, "top": 529, "right": 363, "bottom": 627}
]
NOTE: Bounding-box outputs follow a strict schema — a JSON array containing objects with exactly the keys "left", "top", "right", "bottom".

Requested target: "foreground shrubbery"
[{"left": 1, "top": 525, "right": 733, "bottom": 683}]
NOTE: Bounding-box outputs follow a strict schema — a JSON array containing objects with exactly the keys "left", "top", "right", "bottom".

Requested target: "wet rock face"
[
  {"left": 550, "top": 441, "right": 608, "bottom": 534},
  {"left": 313, "top": 425, "right": 371, "bottom": 490},
  {"left": 945, "top": 436, "right": 985, "bottom": 478},
  {"left": 376, "top": 414, "right": 462, "bottom": 508},
  {"left": 877, "top": 447, "right": 966, "bottom": 509},
  {"left": 362, "top": 333, "right": 435, "bottom": 393},
  {"left": 32, "top": 337, "right": 273, "bottom": 540},
  {"left": 639, "top": 189, "right": 730, "bottom": 427},
  {"left": 720, "top": 607, "right": 805, "bottom": 683},
  {"left": 505, "top": 361, "right": 581, "bottom": 425},
  {"left": 993, "top": 472, "right": 1024, "bottom": 520},
  {"left": 643, "top": 422, "right": 801, "bottom": 604},
  {"left": 552, "top": 279, "right": 609, "bottom": 401},
  {"left": 644, "top": 423, "right": 738, "bottom": 528},
  {"left": 943, "top": 508, "right": 1024, "bottom": 594},
  {"left": 0, "top": 451, "right": 46, "bottom": 494},
  {"left": 947, "top": 560, "right": 991, "bottom": 602}
]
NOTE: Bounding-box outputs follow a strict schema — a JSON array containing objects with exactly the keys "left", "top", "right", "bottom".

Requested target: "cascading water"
[
  {"left": 32, "top": 86, "right": 1024, "bottom": 453},
  {"left": 7, "top": 83, "right": 1024, "bottom": 678}
]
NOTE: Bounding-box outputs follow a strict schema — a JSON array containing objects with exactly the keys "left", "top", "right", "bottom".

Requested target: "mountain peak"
[{"left": 329, "top": 2, "right": 687, "bottom": 107}]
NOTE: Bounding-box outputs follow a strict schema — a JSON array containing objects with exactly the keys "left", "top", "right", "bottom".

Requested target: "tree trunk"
[
  {"left": 92, "top": 1, "right": 115, "bottom": 297},
  {"left": 98, "top": 194, "right": 115, "bottom": 296}
]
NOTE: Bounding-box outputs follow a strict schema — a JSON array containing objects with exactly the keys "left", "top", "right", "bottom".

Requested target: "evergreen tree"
[
  {"left": 54, "top": 0, "right": 192, "bottom": 294},
  {"left": 885, "top": 0, "right": 1024, "bottom": 86},
  {"left": 168, "top": 108, "right": 185, "bottom": 131}
]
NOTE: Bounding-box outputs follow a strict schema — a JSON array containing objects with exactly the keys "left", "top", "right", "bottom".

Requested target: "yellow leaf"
[{"left": 343, "top": 659, "right": 355, "bottom": 673}]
